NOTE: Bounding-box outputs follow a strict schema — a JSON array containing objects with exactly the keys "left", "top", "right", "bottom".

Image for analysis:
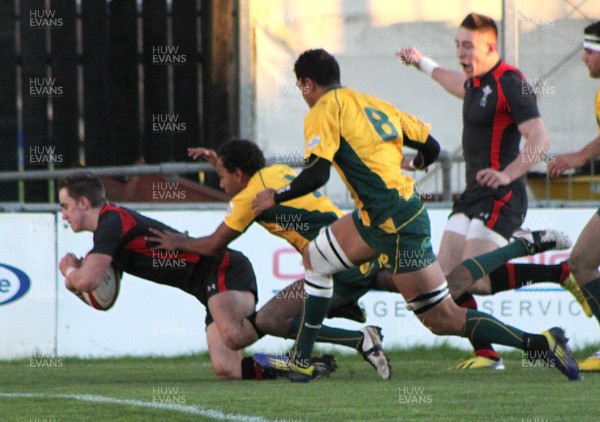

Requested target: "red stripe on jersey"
[
  {"left": 101, "top": 204, "right": 137, "bottom": 236},
  {"left": 178, "top": 252, "right": 201, "bottom": 263},
  {"left": 217, "top": 252, "right": 231, "bottom": 293},
  {"left": 486, "top": 190, "right": 512, "bottom": 230},
  {"left": 124, "top": 236, "right": 151, "bottom": 256},
  {"left": 490, "top": 63, "right": 514, "bottom": 170},
  {"left": 506, "top": 263, "right": 516, "bottom": 290},
  {"left": 124, "top": 236, "right": 201, "bottom": 263}
]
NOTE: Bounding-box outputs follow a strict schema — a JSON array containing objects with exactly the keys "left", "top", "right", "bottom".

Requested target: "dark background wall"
[{"left": 0, "top": 0, "right": 238, "bottom": 201}]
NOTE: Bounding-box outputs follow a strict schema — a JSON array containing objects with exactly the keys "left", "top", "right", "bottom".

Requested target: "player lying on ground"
[
  {"left": 148, "top": 139, "right": 580, "bottom": 378},
  {"left": 149, "top": 146, "right": 578, "bottom": 382},
  {"left": 251, "top": 48, "right": 580, "bottom": 382},
  {"left": 58, "top": 171, "right": 335, "bottom": 381},
  {"left": 147, "top": 139, "right": 397, "bottom": 379}
]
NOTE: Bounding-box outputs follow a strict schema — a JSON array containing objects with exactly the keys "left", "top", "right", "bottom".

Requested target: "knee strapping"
[
  {"left": 304, "top": 270, "right": 333, "bottom": 298},
  {"left": 406, "top": 282, "right": 451, "bottom": 314},
  {"left": 308, "top": 227, "right": 353, "bottom": 276}
]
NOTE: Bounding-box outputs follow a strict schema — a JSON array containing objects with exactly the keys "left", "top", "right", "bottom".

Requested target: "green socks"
[
  {"left": 462, "top": 309, "right": 525, "bottom": 349},
  {"left": 462, "top": 241, "right": 529, "bottom": 280},
  {"left": 288, "top": 316, "right": 363, "bottom": 350},
  {"left": 291, "top": 294, "right": 332, "bottom": 367}
]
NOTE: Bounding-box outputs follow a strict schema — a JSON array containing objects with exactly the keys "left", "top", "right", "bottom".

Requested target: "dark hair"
[
  {"left": 294, "top": 49, "right": 340, "bottom": 87},
  {"left": 58, "top": 171, "right": 106, "bottom": 207},
  {"left": 217, "top": 139, "right": 266, "bottom": 177},
  {"left": 584, "top": 21, "right": 600, "bottom": 38},
  {"left": 460, "top": 13, "right": 498, "bottom": 39}
]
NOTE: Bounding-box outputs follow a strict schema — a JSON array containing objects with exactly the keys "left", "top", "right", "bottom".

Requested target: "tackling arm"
[{"left": 147, "top": 223, "right": 241, "bottom": 256}]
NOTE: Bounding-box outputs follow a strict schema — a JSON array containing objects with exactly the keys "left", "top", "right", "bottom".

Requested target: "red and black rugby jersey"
[
  {"left": 461, "top": 60, "right": 539, "bottom": 198},
  {"left": 89, "top": 204, "right": 203, "bottom": 294}
]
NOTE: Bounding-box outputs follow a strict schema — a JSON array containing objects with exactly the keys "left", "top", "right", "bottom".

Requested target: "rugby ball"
[{"left": 77, "top": 265, "right": 121, "bottom": 311}]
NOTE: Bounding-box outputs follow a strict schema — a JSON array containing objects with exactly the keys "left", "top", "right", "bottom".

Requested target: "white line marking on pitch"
[{"left": 0, "top": 392, "right": 273, "bottom": 421}]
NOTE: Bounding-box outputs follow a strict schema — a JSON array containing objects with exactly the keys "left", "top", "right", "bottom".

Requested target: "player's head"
[
  {"left": 216, "top": 139, "right": 265, "bottom": 195},
  {"left": 294, "top": 49, "right": 340, "bottom": 107},
  {"left": 58, "top": 171, "right": 106, "bottom": 232},
  {"left": 456, "top": 13, "right": 499, "bottom": 78},
  {"left": 583, "top": 21, "right": 600, "bottom": 78}
]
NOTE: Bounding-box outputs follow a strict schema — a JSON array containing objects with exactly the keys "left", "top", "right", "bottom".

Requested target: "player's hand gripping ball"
[{"left": 77, "top": 266, "right": 121, "bottom": 311}]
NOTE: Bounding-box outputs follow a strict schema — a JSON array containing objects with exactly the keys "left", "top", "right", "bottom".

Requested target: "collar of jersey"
[
  {"left": 472, "top": 60, "right": 502, "bottom": 87},
  {"left": 324, "top": 84, "right": 343, "bottom": 93}
]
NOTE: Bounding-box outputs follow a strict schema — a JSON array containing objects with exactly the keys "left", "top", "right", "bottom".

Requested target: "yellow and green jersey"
[
  {"left": 303, "top": 86, "right": 431, "bottom": 228},
  {"left": 224, "top": 164, "right": 343, "bottom": 252}
]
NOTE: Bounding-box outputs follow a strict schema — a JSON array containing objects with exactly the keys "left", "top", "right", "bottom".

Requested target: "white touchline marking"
[{"left": 0, "top": 392, "right": 273, "bottom": 422}]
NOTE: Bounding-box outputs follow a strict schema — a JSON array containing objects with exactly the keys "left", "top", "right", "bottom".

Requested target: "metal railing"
[
  {"left": 0, "top": 162, "right": 214, "bottom": 182},
  {"left": 8, "top": 150, "right": 597, "bottom": 211},
  {"left": 0, "top": 152, "right": 456, "bottom": 209}
]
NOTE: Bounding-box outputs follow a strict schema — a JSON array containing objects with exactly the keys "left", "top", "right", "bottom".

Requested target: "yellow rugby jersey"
[
  {"left": 223, "top": 164, "right": 343, "bottom": 252},
  {"left": 595, "top": 88, "right": 600, "bottom": 134},
  {"left": 303, "top": 87, "right": 431, "bottom": 227}
]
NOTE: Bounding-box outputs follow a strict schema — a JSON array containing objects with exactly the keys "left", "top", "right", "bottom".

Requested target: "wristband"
[
  {"left": 419, "top": 56, "right": 439, "bottom": 77},
  {"left": 65, "top": 267, "right": 76, "bottom": 280}
]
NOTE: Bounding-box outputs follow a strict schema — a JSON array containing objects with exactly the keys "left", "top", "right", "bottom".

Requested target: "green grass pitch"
[{"left": 1, "top": 346, "right": 598, "bottom": 421}]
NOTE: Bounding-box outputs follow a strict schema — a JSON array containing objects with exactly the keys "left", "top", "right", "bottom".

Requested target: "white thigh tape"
[
  {"left": 406, "top": 282, "right": 451, "bottom": 314},
  {"left": 304, "top": 270, "right": 333, "bottom": 298},
  {"left": 307, "top": 227, "right": 353, "bottom": 275}
]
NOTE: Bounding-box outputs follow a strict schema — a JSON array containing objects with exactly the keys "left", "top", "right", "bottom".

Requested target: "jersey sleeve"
[
  {"left": 398, "top": 111, "right": 431, "bottom": 147},
  {"left": 304, "top": 99, "right": 341, "bottom": 162},
  {"left": 223, "top": 184, "right": 257, "bottom": 233},
  {"left": 89, "top": 210, "right": 125, "bottom": 257},
  {"left": 500, "top": 71, "right": 540, "bottom": 125}
]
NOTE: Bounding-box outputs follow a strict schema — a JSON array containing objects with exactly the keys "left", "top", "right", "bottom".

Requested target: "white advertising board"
[
  {"left": 1, "top": 207, "right": 598, "bottom": 359},
  {"left": 0, "top": 214, "right": 57, "bottom": 359}
]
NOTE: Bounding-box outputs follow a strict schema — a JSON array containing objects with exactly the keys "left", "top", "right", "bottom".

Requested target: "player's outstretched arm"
[
  {"left": 147, "top": 223, "right": 241, "bottom": 256},
  {"left": 548, "top": 135, "right": 600, "bottom": 178},
  {"left": 188, "top": 147, "right": 218, "bottom": 166},
  {"left": 397, "top": 47, "right": 466, "bottom": 99},
  {"left": 60, "top": 252, "right": 112, "bottom": 293}
]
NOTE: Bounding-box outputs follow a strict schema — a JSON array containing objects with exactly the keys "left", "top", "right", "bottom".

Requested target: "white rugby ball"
[{"left": 78, "top": 265, "right": 121, "bottom": 311}]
